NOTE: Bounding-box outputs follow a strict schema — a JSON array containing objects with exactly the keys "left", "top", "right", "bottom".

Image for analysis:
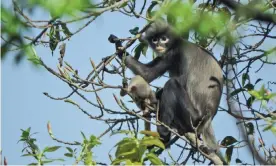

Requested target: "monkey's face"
[{"left": 149, "top": 35, "right": 171, "bottom": 54}]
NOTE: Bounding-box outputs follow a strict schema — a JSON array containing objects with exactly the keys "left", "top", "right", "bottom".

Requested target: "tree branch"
[{"left": 220, "top": 0, "right": 276, "bottom": 24}]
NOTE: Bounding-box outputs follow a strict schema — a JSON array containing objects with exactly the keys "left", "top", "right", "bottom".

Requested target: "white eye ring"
[
  {"left": 160, "top": 36, "right": 169, "bottom": 43},
  {"left": 152, "top": 37, "right": 158, "bottom": 44}
]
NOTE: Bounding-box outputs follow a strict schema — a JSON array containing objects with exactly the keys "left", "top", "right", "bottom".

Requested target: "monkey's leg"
[
  {"left": 142, "top": 100, "right": 151, "bottom": 131},
  {"left": 157, "top": 78, "right": 199, "bottom": 145},
  {"left": 144, "top": 109, "right": 151, "bottom": 131}
]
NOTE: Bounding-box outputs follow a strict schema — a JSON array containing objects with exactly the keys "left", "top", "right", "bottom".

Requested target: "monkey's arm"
[
  {"left": 108, "top": 34, "right": 170, "bottom": 83},
  {"left": 125, "top": 56, "right": 169, "bottom": 83}
]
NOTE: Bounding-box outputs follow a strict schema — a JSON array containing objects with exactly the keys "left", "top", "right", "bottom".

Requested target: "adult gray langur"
[{"left": 108, "top": 20, "right": 224, "bottom": 163}]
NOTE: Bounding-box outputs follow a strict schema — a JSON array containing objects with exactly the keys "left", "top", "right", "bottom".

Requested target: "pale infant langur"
[{"left": 120, "top": 75, "right": 157, "bottom": 131}]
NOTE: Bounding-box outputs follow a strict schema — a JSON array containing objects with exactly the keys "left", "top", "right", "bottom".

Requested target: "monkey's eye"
[
  {"left": 160, "top": 36, "right": 169, "bottom": 43},
  {"left": 152, "top": 37, "right": 158, "bottom": 44}
]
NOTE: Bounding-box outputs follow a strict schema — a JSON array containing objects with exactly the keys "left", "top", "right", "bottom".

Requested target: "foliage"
[
  {"left": 19, "top": 128, "right": 64, "bottom": 165},
  {"left": 19, "top": 124, "right": 101, "bottom": 165},
  {"left": 1, "top": 5, "right": 27, "bottom": 63},
  {"left": 28, "top": 0, "right": 92, "bottom": 17},
  {"left": 110, "top": 130, "right": 164, "bottom": 165}
]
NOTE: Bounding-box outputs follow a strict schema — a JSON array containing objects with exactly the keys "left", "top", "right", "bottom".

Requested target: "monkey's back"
[{"left": 177, "top": 41, "right": 223, "bottom": 119}]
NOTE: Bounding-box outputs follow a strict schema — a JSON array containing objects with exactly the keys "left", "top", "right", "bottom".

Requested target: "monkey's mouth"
[{"left": 156, "top": 46, "right": 166, "bottom": 53}]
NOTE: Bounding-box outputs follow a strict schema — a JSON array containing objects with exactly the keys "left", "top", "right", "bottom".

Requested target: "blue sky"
[{"left": 1, "top": 0, "right": 276, "bottom": 164}]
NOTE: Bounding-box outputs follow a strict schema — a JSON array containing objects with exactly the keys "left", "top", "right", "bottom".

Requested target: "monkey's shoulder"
[{"left": 181, "top": 40, "right": 222, "bottom": 68}]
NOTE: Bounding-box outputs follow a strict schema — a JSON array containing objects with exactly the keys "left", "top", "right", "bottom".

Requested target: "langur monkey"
[
  {"left": 120, "top": 75, "right": 157, "bottom": 131},
  {"left": 109, "top": 20, "right": 226, "bottom": 164}
]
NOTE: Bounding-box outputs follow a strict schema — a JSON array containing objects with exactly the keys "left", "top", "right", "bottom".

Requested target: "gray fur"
[{"left": 124, "top": 21, "right": 225, "bottom": 163}]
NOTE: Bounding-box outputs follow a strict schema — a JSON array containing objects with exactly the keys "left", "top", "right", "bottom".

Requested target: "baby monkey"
[{"left": 120, "top": 75, "right": 157, "bottom": 131}]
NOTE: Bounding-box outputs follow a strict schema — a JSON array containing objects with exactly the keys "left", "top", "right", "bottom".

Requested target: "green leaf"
[
  {"left": 263, "top": 124, "right": 273, "bottom": 131},
  {"left": 112, "top": 158, "right": 132, "bottom": 165},
  {"left": 41, "top": 160, "right": 54, "bottom": 164},
  {"left": 25, "top": 45, "right": 42, "bottom": 66},
  {"left": 140, "top": 136, "right": 165, "bottom": 149},
  {"left": 64, "top": 99, "right": 77, "bottom": 105},
  {"left": 55, "top": 25, "right": 60, "bottom": 41},
  {"left": 42, "top": 158, "right": 65, "bottom": 164},
  {"left": 219, "top": 7, "right": 231, "bottom": 21},
  {"left": 146, "top": 152, "right": 163, "bottom": 165},
  {"left": 271, "top": 127, "right": 276, "bottom": 135},
  {"left": 61, "top": 23, "right": 72, "bottom": 38},
  {"left": 149, "top": 147, "right": 160, "bottom": 154},
  {"left": 167, "top": 12, "right": 176, "bottom": 26},
  {"left": 198, "top": 37, "right": 208, "bottom": 48},
  {"left": 21, "top": 128, "right": 31, "bottom": 139},
  {"left": 64, "top": 153, "right": 73, "bottom": 157},
  {"left": 255, "top": 78, "right": 262, "bottom": 85},
  {"left": 246, "top": 96, "right": 255, "bottom": 108},
  {"left": 248, "top": 90, "right": 262, "bottom": 100},
  {"left": 221, "top": 136, "right": 237, "bottom": 146},
  {"left": 28, "top": 163, "right": 38, "bottom": 165},
  {"left": 1, "top": 6, "right": 26, "bottom": 39},
  {"left": 131, "top": 161, "right": 143, "bottom": 165},
  {"left": 142, "top": 44, "right": 148, "bottom": 56},
  {"left": 236, "top": 158, "right": 242, "bottom": 164},
  {"left": 146, "top": 1, "right": 158, "bottom": 19},
  {"left": 28, "top": 0, "right": 91, "bottom": 17},
  {"left": 115, "top": 138, "right": 138, "bottom": 159},
  {"left": 242, "top": 73, "right": 249, "bottom": 86},
  {"left": 137, "top": 145, "right": 147, "bottom": 161},
  {"left": 198, "top": 3, "right": 212, "bottom": 10},
  {"left": 244, "top": 83, "right": 254, "bottom": 91},
  {"left": 80, "top": 131, "right": 87, "bottom": 140},
  {"left": 230, "top": 88, "right": 245, "bottom": 96},
  {"left": 116, "top": 148, "right": 138, "bottom": 160},
  {"left": 197, "top": 13, "right": 215, "bottom": 36},
  {"left": 134, "top": 43, "right": 148, "bottom": 60},
  {"left": 43, "top": 146, "right": 61, "bottom": 153},
  {"left": 21, "top": 153, "right": 37, "bottom": 157},
  {"left": 259, "top": 85, "right": 266, "bottom": 97},
  {"left": 66, "top": 147, "right": 73, "bottom": 153},
  {"left": 88, "top": 135, "right": 101, "bottom": 148},
  {"left": 129, "top": 27, "right": 139, "bottom": 35},
  {"left": 49, "top": 26, "right": 58, "bottom": 53},
  {"left": 225, "top": 146, "right": 234, "bottom": 164}
]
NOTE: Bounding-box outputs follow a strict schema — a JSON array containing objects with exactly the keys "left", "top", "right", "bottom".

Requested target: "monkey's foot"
[
  {"left": 199, "top": 145, "right": 216, "bottom": 155},
  {"left": 142, "top": 111, "right": 151, "bottom": 118}
]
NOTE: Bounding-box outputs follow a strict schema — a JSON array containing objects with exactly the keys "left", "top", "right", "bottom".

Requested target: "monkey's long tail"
[{"left": 202, "top": 124, "right": 228, "bottom": 165}]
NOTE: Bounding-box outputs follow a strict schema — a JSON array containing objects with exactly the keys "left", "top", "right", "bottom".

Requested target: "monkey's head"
[{"left": 144, "top": 20, "right": 179, "bottom": 54}]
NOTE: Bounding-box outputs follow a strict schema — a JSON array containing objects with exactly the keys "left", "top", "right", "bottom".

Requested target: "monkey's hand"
[
  {"left": 108, "top": 34, "right": 128, "bottom": 59},
  {"left": 120, "top": 88, "right": 127, "bottom": 97},
  {"left": 108, "top": 34, "right": 120, "bottom": 43}
]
